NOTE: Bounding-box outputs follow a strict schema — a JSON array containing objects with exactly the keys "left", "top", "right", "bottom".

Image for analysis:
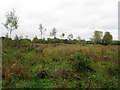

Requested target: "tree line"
[{"left": 1, "top": 10, "right": 119, "bottom": 45}]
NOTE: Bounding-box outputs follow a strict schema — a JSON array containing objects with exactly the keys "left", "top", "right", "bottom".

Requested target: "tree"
[
  {"left": 77, "top": 35, "right": 81, "bottom": 41},
  {"left": 102, "top": 31, "right": 113, "bottom": 45},
  {"left": 76, "top": 35, "right": 81, "bottom": 44},
  {"left": 19, "top": 36, "right": 23, "bottom": 40},
  {"left": 67, "top": 34, "right": 73, "bottom": 40},
  {"left": 91, "top": 30, "right": 103, "bottom": 44},
  {"left": 2, "top": 10, "right": 19, "bottom": 38},
  {"left": 14, "top": 35, "right": 20, "bottom": 47},
  {"left": 14, "top": 35, "right": 19, "bottom": 40},
  {"left": 26, "top": 36, "right": 28, "bottom": 39},
  {"left": 4, "top": 33, "right": 10, "bottom": 46},
  {"left": 39, "top": 24, "right": 46, "bottom": 39},
  {"left": 50, "top": 28, "right": 57, "bottom": 38},
  {"left": 5, "top": 33, "right": 9, "bottom": 40},
  {"left": 81, "top": 39, "right": 86, "bottom": 46},
  {"left": 33, "top": 36, "right": 39, "bottom": 43},
  {"left": 60, "top": 33, "right": 65, "bottom": 39},
  {"left": 3, "top": 33, "right": 10, "bottom": 46}
]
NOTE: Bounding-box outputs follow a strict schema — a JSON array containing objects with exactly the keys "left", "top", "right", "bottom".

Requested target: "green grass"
[{"left": 2, "top": 42, "right": 119, "bottom": 88}]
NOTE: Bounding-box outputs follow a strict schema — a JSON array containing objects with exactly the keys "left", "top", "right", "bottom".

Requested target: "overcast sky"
[{"left": 0, "top": 0, "right": 119, "bottom": 40}]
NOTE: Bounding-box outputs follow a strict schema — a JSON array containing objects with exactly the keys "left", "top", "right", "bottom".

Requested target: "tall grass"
[{"left": 2, "top": 43, "right": 119, "bottom": 88}]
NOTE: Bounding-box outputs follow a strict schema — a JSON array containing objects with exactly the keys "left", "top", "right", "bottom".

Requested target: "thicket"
[{"left": 1, "top": 36, "right": 120, "bottom": 46}]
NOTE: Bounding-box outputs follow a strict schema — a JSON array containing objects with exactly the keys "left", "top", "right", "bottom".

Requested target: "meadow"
[
  {"left": 2, "top": 40, "right": 119, "bottom": 88},
  {"left": 1, "top": 2, "right": 119, "bottom": 88}
]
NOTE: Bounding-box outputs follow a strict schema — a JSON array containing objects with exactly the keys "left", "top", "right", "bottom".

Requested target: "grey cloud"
[{"left": 0, "top": 0, "right": 118, "bottom": 40}]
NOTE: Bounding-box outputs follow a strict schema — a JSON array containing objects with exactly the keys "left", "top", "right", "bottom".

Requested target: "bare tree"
[
  {"left": 50, "top": 28, "right": 57, "bottom": 38},
  {"left": 39, "top": 24, "right": 46, "bottom": 39}
]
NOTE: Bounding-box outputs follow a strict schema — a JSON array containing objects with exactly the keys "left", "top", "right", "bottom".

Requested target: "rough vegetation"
[
  {"left": 2, "top": 39, "right": 119, "bottom": 88},
  {"left": 1, "top": 10, "right": 119, "bottom": 89}
]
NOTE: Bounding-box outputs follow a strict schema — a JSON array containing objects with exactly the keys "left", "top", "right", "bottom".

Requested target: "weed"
[{"left": 75, "top": 51, "right": 91, "bottom": 73}]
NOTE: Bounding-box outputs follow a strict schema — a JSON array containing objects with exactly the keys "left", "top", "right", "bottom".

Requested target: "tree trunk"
[
  {"left": 10, "top": 30, "right": 12, "bottom": 39},
  {"left": 41, "top": 32, "right": 42, "bottom": 39}
]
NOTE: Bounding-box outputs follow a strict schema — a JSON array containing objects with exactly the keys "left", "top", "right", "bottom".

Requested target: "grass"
[{"left": 2, "top": 43, "right": 119, "bottom": 88}]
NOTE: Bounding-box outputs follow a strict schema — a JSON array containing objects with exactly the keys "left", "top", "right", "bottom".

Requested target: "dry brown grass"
[{"left": 42, "top": 44, "right": 118, "bottom": 62}]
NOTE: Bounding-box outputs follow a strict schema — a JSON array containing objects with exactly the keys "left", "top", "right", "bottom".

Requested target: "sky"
[{"left": 0, "top": 0, "right": 119, "bottom": 40}]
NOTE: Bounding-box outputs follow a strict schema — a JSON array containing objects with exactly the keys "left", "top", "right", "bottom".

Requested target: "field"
[{"left": 2, "top": 42, "right": 119, "bottom": 88}]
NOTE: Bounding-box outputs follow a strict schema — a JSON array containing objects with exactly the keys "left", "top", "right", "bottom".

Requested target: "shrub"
[{"left": 75, "top": 51, "right": 91, "bottom": 73}]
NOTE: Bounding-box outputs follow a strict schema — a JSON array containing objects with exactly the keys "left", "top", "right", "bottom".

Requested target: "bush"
[{"left": 75, "top": 51, "right": 91, "bottom": 73}]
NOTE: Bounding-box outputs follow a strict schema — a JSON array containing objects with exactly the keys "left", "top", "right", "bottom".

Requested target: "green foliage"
[
  {"left": 75, "top": 51, "right": 91, "bottom": 73},
  {"left": 91, "top": 30, "right": 103, "bottom": 44},
  {"left": 102, "top": 31, "right": 113, "bottom": 45},
  {"left": 2, "top": 40, "right": 119, "bottom": 88},
  {"left": 32, "top": 36, "right": 39, "bottom": 43},
  {"left": 106, "top": 63, "right": 118, "bottom": 76},
  {"left": 85, "top": 73, "right": 118, "bottom": 88},
  {"left": 39, "top": 38, "right": 46, "bottom": 43},
  {"left": 14, "top": 79, "right": 54, "bottom": 88},
  {"left": 80, "top": 39, "right": 86, "bottom": 45},
  {"left": 20, "top": 38, "right": 31, "bottom": 44}
]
